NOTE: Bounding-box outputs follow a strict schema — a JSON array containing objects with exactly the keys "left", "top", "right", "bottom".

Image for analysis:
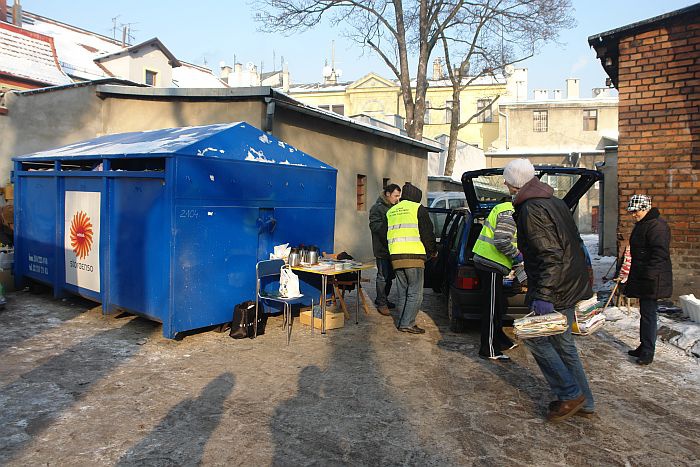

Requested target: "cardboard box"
[
  {"left": 3, "top": 184, "right": 13, "bottom": 201},
  {"left": 299, "top": 306, "right": 344, "bottom": 330}
]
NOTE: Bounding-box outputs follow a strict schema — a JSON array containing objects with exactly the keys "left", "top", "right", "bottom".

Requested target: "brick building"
[{"left": 589, "top": 3, "right": 700, "bottom": 298}]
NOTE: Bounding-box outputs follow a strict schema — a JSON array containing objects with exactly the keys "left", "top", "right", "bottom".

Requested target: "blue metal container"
[{"left": 13, "top": 122, "right": 337, "bottom": 338}]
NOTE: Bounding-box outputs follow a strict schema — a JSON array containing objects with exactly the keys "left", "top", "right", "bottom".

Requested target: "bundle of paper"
[
  {"left": 572, "top": 313, "right": 605, "bottom": 335},
  {"left": 514, "top": 312, "right": 568, "bottom": 339},
  {"left": 572, "top": 294, "right": 606, "bottom": 335}
]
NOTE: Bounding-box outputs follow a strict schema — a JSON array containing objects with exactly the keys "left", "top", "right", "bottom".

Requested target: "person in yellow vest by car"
[
  {"left": 472, "top": 199, "right": 521, "bottom": 360},
  {"left": 386, "top": 182, "right": 437, "bottom": 334}
]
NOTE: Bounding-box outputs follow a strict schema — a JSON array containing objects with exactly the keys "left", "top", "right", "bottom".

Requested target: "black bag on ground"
[{"left": 229, "top": 301, "right": 266, "bottom": 339}]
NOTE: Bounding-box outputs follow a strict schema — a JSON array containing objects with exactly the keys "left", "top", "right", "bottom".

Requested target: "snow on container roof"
[{"left": 14, "top": 122, "right": 335, "bottom": 170}]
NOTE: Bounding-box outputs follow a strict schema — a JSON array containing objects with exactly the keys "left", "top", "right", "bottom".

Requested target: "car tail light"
[{"left": 454, "top": 266, "right": 480, "bottom": 290}]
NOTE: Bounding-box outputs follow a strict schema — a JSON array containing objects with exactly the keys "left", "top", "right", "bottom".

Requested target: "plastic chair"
[{"left": 255, "top": 259, "right": 303, "bottom": 345}]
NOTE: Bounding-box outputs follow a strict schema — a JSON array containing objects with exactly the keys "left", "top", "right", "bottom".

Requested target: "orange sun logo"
[{"left": 70, "top": 211, "right": 94, "bottom": 260}]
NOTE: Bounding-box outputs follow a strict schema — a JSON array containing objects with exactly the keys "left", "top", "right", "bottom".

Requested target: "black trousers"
[
  {"left": 639, "top": 298, "right": 658, "bottom": 358},
  {"left": 475, "top": 266, "right": 513, "bottom": 357}
]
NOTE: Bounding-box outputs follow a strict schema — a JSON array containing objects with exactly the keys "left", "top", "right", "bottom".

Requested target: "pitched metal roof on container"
[
  {"left": 0, "top": 21, "right": 72, "bottom": 86},
  {"left": 14, "top": 122, "right": 336, "bottom": 170}
]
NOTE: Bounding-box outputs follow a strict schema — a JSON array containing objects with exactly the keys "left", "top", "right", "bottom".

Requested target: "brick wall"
[{"left": 616, "top": 13, "right": 700, "bottom": 297}]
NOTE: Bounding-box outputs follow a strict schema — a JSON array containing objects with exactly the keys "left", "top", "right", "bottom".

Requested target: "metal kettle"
[
  {"left": 308, "top": 246, "right": 319, "bottom": 265},
  {"left": 288, "top": 248, "right": 301, "bottom": 267}
]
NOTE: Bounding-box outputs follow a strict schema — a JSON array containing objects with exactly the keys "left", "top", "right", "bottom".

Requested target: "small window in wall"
[
  {"left": 145, "top": 69, "right": 158, "bottom": 86},
  {"left": 477, "top": 99, "right": 493, "bottom": 123},
  {"left": 357, "top": 174, "right": 367, "bottom": 211},
  {"left": 383, "top": 178, "right": 391, "bottom": 188},
  {"left": 318, "top": 104, "right": 344, "bottom": 115},
  {"left": 445, "top": 100, "right": 454, "bottom": 124},
  {"left": 424, "top": 101, "right": 431, "bottom": 124},
  {"left": 583, "top": 109, "right": 598, "bottom": 131},
  {"left": 533, "top": 110, "right": 548, "bottom": 132}
]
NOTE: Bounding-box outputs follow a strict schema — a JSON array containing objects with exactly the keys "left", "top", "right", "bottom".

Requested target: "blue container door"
[
  {"left": 171, "top": 205, "right": 260, "bottom": 337},
  {"left": 15, "top": 176, "right": 57, "bottom": 288},
  {"left": 109, "top": 177, "right": 168, "bottom": 321}
]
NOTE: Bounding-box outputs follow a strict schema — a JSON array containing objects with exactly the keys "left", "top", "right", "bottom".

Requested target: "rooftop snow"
[
  {"left": 0, "top": 22, "right": 72, "bottom": 85},
  {"left": 14, "top": 122, "right": 335, "bottom": 170}
]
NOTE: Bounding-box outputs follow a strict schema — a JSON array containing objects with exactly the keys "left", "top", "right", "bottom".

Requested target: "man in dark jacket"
[
  {"left": 624, "top": 194, "right": 672, "bottom": 365},
  {"left": 369, "top": 184, "right": 401, "bottom": 315},
  {"left": 505, "top": 158, "right": 594, "bottom": 422},
  {"left": 386, "top": 183, "right": 437, "bottom": 334}
]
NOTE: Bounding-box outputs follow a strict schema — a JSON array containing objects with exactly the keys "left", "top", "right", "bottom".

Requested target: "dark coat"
[
  {"left": 369, "top": 195, "right": 393, "bottom": 258},
  {"left": 513, "top": 177, "right": 592, "bottom": 310},
  {"left": 625, "top": 208, "right": 672, "bottom": 299}
]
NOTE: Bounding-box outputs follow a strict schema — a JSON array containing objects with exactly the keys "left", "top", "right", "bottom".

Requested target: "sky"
[{"left": 18, "top": 0, "right": 699, "bottom": 97}]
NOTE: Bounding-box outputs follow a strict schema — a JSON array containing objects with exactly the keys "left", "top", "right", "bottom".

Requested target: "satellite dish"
[
  {"left": 246, "top": 62, "right": 256, "bottom": 71},
  {"left": 504, "top": 64, "right": 515, "bottom": 75},
  {"left": 322, "top": 66, "right": 332, "bottom": 78},
  {"left": 336, "top": 69, "right": 342, "bottom": 78},
  {"left": 219, "top": 61, "right": 226, "bottom": 68}
]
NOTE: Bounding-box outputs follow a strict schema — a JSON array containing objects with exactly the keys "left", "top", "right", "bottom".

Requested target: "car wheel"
[{"left": 447, "top": 290, "right": 466, "bottom": 333}]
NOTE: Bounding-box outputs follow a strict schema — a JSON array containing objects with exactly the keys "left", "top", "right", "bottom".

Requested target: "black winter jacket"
[
  {"left": 625, "top": 207, "right": 672, "bottom": 299},
  {"left": 513, "top": 177, "right": 592, "bottom": 310},
  {"left": 369, "top": 195, "right": 393, "bottom": 258}
]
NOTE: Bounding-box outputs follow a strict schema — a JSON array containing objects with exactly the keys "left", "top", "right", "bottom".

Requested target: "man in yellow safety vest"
[
  {"left": 472, "top": 199, "right": 521, "bottom": 361},
  {"left": 386, "top": 182, "right": 437, "bottom": 334}
]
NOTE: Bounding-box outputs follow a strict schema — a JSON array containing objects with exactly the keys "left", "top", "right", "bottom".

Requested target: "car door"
[{"left": 424, "top": 207, "right": 464, "bottom": 291}]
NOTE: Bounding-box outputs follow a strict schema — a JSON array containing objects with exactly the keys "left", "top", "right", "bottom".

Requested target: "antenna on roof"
[{"left": 111, "top": 15, "right": 120, "bottom": 41}]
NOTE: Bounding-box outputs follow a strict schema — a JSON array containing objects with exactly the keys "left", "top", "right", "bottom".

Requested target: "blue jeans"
[
  {"left": 639, "top": 298, "right": 658, "bottom": 358},
  {"left": 524, "top": 307, "right": 594, "bottom": 411},
  {"left": 375, "top": 258, "right": 394, "bottom": 307},
  {"left": 395, "top": 267, "right": 424, "bottom": 328}
]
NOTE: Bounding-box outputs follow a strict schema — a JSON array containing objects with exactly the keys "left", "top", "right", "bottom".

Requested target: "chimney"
[
  {"left": 566, "top": 78, "right": 580, "bottom": 99},
  {"left": 592, "top": 87, "right": 611, "bottom": 98},
  {"left": 220, "top": 62, "right": 232, "bottom": 80},
  {"left": 533, "top": 89, "right": 549, "bottom": 101},
  {"left": 552, "top": 89, "right": 562, "bottom": 100},
  {"left": 282, "top": 62, "right": 290, "bottom": 92},
  {"left": 12, "top": 0, "right": 21, "bottom": 27},
  {"left": 432, "top": 58, "right": 443, "bottom": 80},
  {"left": 121, "top": 25, "right": 128, "bottom": 47}
]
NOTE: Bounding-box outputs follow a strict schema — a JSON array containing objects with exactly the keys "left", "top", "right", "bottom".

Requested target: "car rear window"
[{"left": 471, "top": 172, "right": 583, "bottom": 207}]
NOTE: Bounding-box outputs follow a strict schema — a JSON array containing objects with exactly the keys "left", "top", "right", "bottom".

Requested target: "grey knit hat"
[{"left": 503, "top": 158, "right": 536, "bottom": 188}]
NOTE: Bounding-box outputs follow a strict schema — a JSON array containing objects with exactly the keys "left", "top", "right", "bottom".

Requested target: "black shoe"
[
  {"left": 387, "top": 301, "right": 396, "bottom": 309},
  {"left": 398, "top": 325, "right": 425, "bottom": 334},
  {"left": 628, "top": 347, "right": 642, "bottom": 357},
  {"left": 636, "top": 356, "right": 653, "bottom": 365}
]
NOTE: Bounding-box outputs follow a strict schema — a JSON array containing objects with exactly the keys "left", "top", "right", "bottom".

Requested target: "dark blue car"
[{"left": 425, "top": 167, "right": 602, "bottom": 332}]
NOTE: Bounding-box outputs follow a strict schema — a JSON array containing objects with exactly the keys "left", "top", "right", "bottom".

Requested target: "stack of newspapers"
[
  {"left": 573, "top": 294, "right": 605, "bottom": 336},
  {"left": 514, "top": 312, "right": 568, "bottom": 339}
]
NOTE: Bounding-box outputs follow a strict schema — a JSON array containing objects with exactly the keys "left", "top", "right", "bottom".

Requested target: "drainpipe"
[
  {"left": 263, "top": 97, "right": 275, "bottom": 134},
  {"left": 498, "top": 110, "right": 509, "bottom": 150}
]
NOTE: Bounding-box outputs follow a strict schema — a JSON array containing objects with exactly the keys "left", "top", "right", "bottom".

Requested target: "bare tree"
[
  {"left": 253, "top": 0, "right": 467, "bottom": 141},
  {"left": 439, "top": 0, "right": 574, "bottom": 176}
]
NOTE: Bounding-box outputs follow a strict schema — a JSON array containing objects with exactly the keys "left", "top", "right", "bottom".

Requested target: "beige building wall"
[
  {"left": 491, "top": 99, "right": 618, "bottom": 153},
  {"left": 289, "top": 72, "right": 506, "bottom": 151},
  {"left": 1, "top": 85, "right": 433, "bottom": 261},
  {"left": 101, "top": 47, "right": 174, "bottom": 87}
]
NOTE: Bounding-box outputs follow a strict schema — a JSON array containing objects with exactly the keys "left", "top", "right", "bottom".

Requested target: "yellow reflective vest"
[
  {"left": 386, "top": 200, "right": 426, "bottom": 256},
  {"left": 472, "top": 202, "right": 516, "bottom": 269}
]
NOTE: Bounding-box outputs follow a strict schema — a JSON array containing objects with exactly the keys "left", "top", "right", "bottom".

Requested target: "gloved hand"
[
  {"left": 531, "top": 300, "right": 554, "bottom": 316},
  {"left": 513, "top": 252, "right": 523, "bottom": 265}
]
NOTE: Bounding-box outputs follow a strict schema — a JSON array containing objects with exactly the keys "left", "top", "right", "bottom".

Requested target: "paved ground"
[{"left": 1, "top": 279, "right": 699, "bottom": 466}]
